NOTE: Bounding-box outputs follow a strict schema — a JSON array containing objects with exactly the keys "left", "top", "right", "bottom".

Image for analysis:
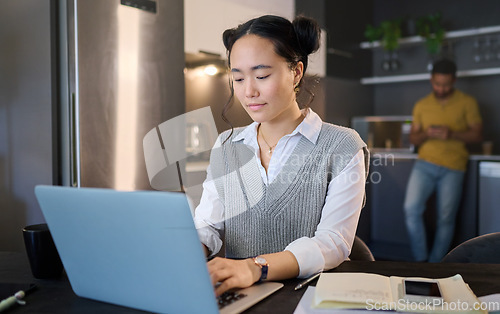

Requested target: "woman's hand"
[
  {"left": 207, "top": 257, "right": 260, "bottom": 296},
  {"left": 208, "top": 251, "right": 300, "bottom": 296}
]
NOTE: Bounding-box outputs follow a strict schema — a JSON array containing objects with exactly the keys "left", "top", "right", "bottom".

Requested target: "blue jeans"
[{"left": 403, "top": 160, "right": 465, "bottom": 262}]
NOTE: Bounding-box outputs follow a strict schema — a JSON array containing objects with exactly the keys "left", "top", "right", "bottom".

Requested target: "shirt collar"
[
  {"left": 431, "top": 89, "right": 457, "bottom": 104},
  {"left": 232, "top": 108, "right": 323, "bottom": 145}
]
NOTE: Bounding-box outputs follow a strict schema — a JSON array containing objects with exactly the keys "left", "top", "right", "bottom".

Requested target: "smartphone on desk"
[{"left": 403, "top": 279, "right": 443, "bottom": 304}]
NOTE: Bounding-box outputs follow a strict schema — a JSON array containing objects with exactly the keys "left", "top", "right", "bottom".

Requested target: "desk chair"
[
  {"left": 349, "top": 236, "right": 375, "bottom": 261},
  {"left": 441, "top": 232, "right": 500, "bottom": 263}
]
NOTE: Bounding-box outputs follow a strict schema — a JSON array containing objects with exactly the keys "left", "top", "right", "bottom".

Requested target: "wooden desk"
[{"left": 2, "top": 252, "right": 500, "bottom": 313}]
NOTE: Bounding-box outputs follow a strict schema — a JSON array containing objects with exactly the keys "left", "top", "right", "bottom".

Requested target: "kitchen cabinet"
[
  {"left": 361, "top": 67, "right": 500, "bottom": 85},
  {"left": 362, "top": 153, "right": 480, "bottom": 261},
  {"left": 322, "top": 1, "right": 373, "bottom": 79},
  {"left": 360, "top": 25, "right": 500, "bottom": 49},
  {"left": 364, "top": 155, "right": 415, "bottom": 261},
  {"left": 360, "top": 25, "right": 500, "bottom": 84},
  {"left": 478, "top": 161, "right": 500, "bottom": 235}
]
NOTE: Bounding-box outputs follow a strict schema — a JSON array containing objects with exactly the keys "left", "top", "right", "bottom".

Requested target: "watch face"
[{"left": 255, "top": 256, "right": 267, "bottom": 265}]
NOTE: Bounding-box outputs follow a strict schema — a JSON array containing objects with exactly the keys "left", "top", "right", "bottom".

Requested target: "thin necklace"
[{"left": 258, "top": 124, "right": 277, "bottom": 155}]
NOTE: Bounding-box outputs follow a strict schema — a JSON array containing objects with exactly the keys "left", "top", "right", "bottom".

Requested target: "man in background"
[{"left": 403, "top": 59, "right": 483, "bottom": 262}]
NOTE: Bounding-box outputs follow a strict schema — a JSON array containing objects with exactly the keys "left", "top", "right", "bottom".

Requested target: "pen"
[
  {"left": 294, "top": 272, "right": 322, "bottom": 291},
  {"left": 0, "top": 284, "right": 37, "bottom": 312}
]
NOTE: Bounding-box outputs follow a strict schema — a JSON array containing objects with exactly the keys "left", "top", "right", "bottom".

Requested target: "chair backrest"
[
  {"left": 349, "top": 236, "right": 375, "bottom": 261},
  {"left": 441, "top": 232, "right": 500, "bottom": 263}
]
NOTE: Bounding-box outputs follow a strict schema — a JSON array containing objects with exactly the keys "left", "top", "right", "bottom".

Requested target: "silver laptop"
[{"left": 34, "top": 185, "right": 283, "bottom": 314}]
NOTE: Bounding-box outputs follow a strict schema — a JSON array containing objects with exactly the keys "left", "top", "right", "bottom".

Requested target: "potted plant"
[
  {"left": 380, "top": 19, "right": 402, "bottom": 52},
  {"left": 364, "top": 24, "right": 382, "bottom": 44},
  {"left": 364, "top": 19, "right": 402, "bottom": 71},
  {"left": 364, "top": 19, "right": 402, "bottom": 52},
  {"left": 416, "top": 12, "right": 446, "bottom": 55}
]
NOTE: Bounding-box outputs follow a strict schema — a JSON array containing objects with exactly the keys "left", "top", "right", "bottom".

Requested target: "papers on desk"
[
  {"left": 294, "top": 286, "right": 370, "bottom": 314},
  {"left": 478, "top": 294, "right": 500, "bottom": 314},
  {"left": 295, "top": 273, "right": 488, "bottom": 313},
  {"left": 295, "top": 289, "right": 500, "bottom": 314}
]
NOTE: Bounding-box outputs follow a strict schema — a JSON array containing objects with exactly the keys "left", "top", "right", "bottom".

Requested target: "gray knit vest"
[{"left": 209, "top": 123, "right": 369, "bottom": 258}]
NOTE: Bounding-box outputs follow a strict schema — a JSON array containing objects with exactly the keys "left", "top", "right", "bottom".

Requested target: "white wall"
[
  {"left": 0, "top": 1, "right": 54, "bottom": 251},
  {"left": 185, "top": 0, "right": 325, "bottom": 76},
  {"left": 184, "top": 0, "right": 295, "bottom": 57}
]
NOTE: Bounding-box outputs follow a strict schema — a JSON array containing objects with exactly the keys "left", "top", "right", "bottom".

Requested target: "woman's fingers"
[
  {"left": 214, "top": 276, "right": 238, "bottom": 296},
  {"left": 207, "top": 257, "right": 257, "bottom": 296}
]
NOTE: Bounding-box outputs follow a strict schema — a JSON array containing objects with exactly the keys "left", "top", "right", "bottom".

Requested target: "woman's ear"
[{"left": 293, "top": 61, "right": 304, "bottom": 85}]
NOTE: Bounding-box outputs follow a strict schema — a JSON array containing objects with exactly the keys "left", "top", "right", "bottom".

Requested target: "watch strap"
[
  {"left": 260, "top": 263, "right": 268, "bottom": 281},
  {"left": 253, "top": 256, "right": 269, "bottom": 282}
]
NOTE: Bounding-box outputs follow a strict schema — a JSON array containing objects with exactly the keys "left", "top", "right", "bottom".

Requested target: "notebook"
[{"left": 34, "top": 185, "right": 283, "bottom": 314}]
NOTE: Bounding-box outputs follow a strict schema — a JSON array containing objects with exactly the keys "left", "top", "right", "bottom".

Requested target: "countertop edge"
[{"left": 370, "top": 151, "right": 500, "bottom": 161}]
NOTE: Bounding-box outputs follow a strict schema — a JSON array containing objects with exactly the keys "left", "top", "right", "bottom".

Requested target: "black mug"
[{"left": 22, "top": 223, "right": 63, "bottom": 279}]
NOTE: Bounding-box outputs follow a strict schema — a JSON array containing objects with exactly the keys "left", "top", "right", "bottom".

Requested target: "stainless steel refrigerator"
[{"left": 57, "top": 0, "right": 185, "bottom": 191}]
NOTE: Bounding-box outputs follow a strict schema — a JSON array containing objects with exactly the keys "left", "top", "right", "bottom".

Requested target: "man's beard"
[{"left": 434, "top": 89, "right": 454, "bottom": 99}]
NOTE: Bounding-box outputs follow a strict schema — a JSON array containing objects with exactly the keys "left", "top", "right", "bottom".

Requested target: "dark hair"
[
  {"left": 220, "top": 15, "right": 321, "bottom": 135},
  {"left": 432, "top": 59, "right": 457, "bottom": 77}
]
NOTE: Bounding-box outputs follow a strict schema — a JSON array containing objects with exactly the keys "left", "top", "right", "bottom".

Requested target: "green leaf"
[{"left": 364, "top": 24, "right": 382, "bottom": 42}]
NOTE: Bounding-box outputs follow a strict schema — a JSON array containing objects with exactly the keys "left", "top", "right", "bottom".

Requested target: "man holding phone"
[{"left": 403, "top": 59, "right": 483, "bottom": 263}]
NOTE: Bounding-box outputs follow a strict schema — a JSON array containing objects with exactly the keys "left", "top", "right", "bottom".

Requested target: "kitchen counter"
[
  {"left": 365, "top": 150, "right": 498, "bottom": 261},
  {"left": 469, "top": 154, "right": 500, "bottom": 161},
  {"left": 370, "top": 149, "right": 500, "bottom": 161},
  {"left": 370, "top": 150, "right": 417, "bottom": 160}
]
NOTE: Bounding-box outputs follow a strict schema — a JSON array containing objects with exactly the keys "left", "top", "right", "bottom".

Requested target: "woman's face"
[{"left": 229, "top": 34, "right": 303, "bottom": 124}]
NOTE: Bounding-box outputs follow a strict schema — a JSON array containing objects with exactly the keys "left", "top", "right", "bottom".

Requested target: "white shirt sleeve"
[
  {"left": 193, "top": 164, "right": 225, "bottom": 257},
  {"left": 284, "top": 149, "right": 367, "bottom": 278},
  {"left": 194, "top": 148, "right": 367, "bottom": 274}
]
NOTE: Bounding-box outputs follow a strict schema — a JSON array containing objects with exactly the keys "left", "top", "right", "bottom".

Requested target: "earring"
[{"left": 294, "top": 83, "right": 300, "bottom": 93}]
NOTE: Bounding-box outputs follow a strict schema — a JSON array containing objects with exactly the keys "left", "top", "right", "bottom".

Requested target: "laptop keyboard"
[{"left": 217, "top": 291, "right": 248, "bottom": 309}]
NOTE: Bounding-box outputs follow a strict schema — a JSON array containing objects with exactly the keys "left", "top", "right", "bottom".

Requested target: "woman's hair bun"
[
  {"left": 292, "top": 16, "right": 321, "bottom": 57},
  {"left": 222, "top": 29, "right": 235, "bottom": 51}
]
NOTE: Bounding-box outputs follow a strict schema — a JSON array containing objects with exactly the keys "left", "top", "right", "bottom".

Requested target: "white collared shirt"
[{"left": 194, "top": 109, "right": 366, "bottom": 277}]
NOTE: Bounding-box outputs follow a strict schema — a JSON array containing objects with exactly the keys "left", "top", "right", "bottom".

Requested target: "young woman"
[{"left": 194, "top": 15, "right": 369, "bottom": 296}]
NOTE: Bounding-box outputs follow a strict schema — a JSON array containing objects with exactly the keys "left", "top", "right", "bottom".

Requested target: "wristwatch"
[{"left": 252, "top": 256, "right": 269, "bottom": 282}]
